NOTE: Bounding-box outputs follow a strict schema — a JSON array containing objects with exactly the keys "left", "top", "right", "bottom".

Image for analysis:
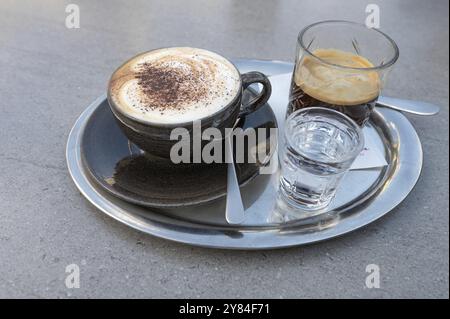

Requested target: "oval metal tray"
[{"left": 66, "top": 59, "right": 423, "bottom": 249}]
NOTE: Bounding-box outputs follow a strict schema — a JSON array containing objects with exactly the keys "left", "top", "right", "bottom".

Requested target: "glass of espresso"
[{"left": 287, "top": 20, "right": 399, "bottom": 126}]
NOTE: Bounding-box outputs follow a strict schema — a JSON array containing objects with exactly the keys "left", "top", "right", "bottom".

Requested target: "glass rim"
[
  {"left": 285, "top": 107, "right": 365, "bottom": 165},
  {"left": 297, "top": 20, "right": 400, "bottom": 71}
]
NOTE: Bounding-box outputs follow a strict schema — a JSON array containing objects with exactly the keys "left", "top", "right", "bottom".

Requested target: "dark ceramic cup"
[{"left": 107, "top": 49, "right": 271, "bottom": 159}]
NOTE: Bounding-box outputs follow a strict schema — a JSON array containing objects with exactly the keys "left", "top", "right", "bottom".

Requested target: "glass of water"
[{"left": 279, "top": 107, "right": 364, "bottom": 214}]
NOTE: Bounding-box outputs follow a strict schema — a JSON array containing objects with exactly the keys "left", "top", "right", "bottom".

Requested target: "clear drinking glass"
[
  {"left": 287, "top": 20, "right": 399, "bottom": 126},
  {"left": 279, "top": 107, "right": 364, "bottom": 213}
]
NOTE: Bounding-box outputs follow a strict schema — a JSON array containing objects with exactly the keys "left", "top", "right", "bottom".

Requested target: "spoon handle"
[
  {"left": 377, "top": 96, "right": 440, "bottom": 116},
  {"left": 225, "top": 135, "right": 245, "bottom": 225}
]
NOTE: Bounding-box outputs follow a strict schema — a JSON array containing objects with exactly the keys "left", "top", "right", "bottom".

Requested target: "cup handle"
[{"left": 239, "top": 71, "right": 272, "bottom": 117}]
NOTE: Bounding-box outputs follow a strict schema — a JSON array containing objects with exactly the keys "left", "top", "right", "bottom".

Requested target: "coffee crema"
[
  {"left": 295, "top": 49, "right": 380, "bottom": 105},
  {"left": 288, "top": 49, "right": 381, "bottom": 126},
  {"left": 108, "top": 47, "right": 241, "bottom": 124}
]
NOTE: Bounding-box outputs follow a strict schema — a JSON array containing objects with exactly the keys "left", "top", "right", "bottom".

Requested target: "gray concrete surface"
[{"left": 0, "top": 0, "right": 448, "bottom": 299}]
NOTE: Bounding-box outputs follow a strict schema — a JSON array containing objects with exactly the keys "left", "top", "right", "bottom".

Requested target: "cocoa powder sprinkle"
[{"left": 135, "top": 62, "right": 210, "bottom": 111}]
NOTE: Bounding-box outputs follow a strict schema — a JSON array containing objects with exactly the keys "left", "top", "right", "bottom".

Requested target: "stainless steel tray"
[{"left": 66, "top": 59, "right": 423, "bottom": 249}]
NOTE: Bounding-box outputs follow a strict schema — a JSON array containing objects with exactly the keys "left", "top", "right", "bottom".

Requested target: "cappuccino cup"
[{"left": 107, "top": 47, "right": 271, "bottom": 159}]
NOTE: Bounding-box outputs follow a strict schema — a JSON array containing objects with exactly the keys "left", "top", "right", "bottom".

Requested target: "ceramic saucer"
[{"left": 80, "top": 89, "right": 277, "bottom": 208}]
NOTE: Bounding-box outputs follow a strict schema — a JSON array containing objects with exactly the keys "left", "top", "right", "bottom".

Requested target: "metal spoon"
[
  {"left": 225, "top": 120, "right": 245, "bottom": 225},
  {"left": 377, "top": 96, "right": 440, "bottom": 116}
]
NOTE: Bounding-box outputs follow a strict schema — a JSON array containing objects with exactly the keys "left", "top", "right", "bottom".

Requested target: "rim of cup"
[
  {"left": 107, "top": 47, "right": 244, "bottom": 128},
  {"left": 284, "top": 106, "right": 365, "bottom": 165},
  {"left": 298, "top": 20, "right": 399, "bottom": 72}
]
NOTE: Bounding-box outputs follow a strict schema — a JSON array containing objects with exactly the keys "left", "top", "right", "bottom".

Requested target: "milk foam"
[
  {"left": 109, "top": 47, "right": 241, "bottom": 124},
  {"left": 295, "top": 49, "right": 380, "bottom": 105}
]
